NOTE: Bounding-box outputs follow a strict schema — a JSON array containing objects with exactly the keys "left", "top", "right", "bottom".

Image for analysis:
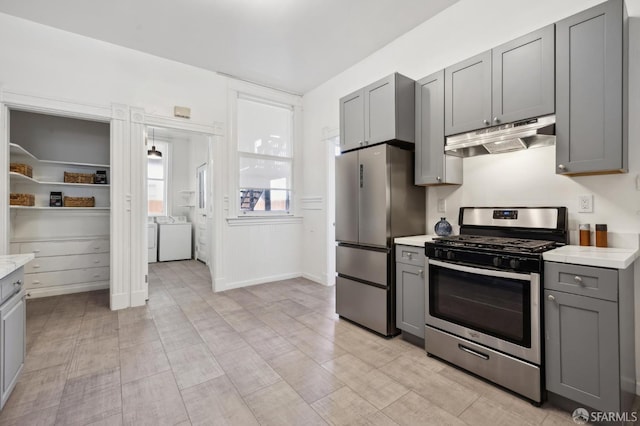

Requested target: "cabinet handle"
[
  {"left": 574, "top": 276, "right": 583, "bottom": 285},
  {"left": 557, "top": 164, "right": 566, "bottom": 170},
  {"left": 33, "top": 264, "right": 40, "bottom": 269},
  {"left": 406, "top": 253, "right": 413, "bottom": 260},
  {"left": 33, "top": 249, "right": 40, "bottom": 253},
  {"left": 436, "top": 176, "right": 442, "bottom": 182},
  {"left": 33, "top": 280, "right": 41, "bottom": 285},
  {"left": 547, "top": 294, "right": 555, "bottom": 302},
  {"left": 93, "top": 274, "right": 101, "bottom": 278},
  {"left": 13, "top": 280, "right": 21, "bottom": 288},
  {"left": 94, "top": 260, "right": 101, "bottom": 264},
  {"left": 358, "top": 141, "right": 363, "bottom": 146},
  {"left": 493, "top": 117, "right": 499, "bottom": 123},
  {"left": 483, "top": 119, "right": 489, "bottom": 125},
  {"left": 419, "top": 269, "right": 424, "bottom": 278}
]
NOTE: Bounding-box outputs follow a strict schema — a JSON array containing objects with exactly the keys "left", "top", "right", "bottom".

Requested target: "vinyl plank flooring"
[
  {"left": 0, "top": 404, "right": 59, "bottom": 426},
  {"left": 117, "top": 318, "right": 160, "bottom": 349},
  {"left": 244, "top": 380, "right": 327, "bottom": 426},
  {"left": 121, "top": 370, "right": 189, "bottom": 426},
  {"left": 459, "top": 396, "right": 540, "bottom": 426},
  {"left": 311, "top": 386, "right": 378, "bottom": 425},
  {"left": 68, "top": 335, "right": 119, "bottom": 379},
  {"left": 117, "top": 306, "right": 152, "bottom": 327},
  {"left": 180, "top": 375, "right": 259, "bottom": 426},
  {"left": 55, "top": 368, "right": 122, "bottom": 426},
  {"left": 119, "top": 339, "right": 171, "bottom": 385},
  {"left": 24, "top": 336, "right": 76, "bottom": 373},
  {"left": 157, "top": 322, "right": 203, "bottom": 353},
  {"left": 382, "top": 391, "right": 466, "bottom": 426},
  {"left": 216, "top": 347, "right": 282, "bottom": 396},
  {"left": 165, "top": 343, "right": 224, "bottom": 390},
  {"left": 78, "top": 313, "right": 119, "bottom": 343},
  {"left": 198, "top": 322, "right": 251, "bottom": 356},
  {"left": 241, "top": 325, "right": 297, "bottom": 361},
  {"left": 284, "top": 326, "right": 347, "bottom": 364},
  {"left": 269, "top": 349, "right": 344, "bottom": 404}
]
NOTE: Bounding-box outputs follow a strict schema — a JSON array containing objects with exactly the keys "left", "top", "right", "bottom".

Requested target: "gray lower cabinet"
[
  {"left": 544, "top": 261, "right": 635, "bottom": 413},
  {"left": 415, "top": 70, "right": 462, "bottom": 186},
  {"left": 0, "top": 268, "right": 26, "bottom": 410},
  {"left": 444, "top": 25, "right": 554, "bottom": 136},
  {"left": 339, "top": 73, "right": 415, "bottom": 152},
  {"left": 555, "top": 0, "right": 627, "bottom": 175},
  {"left": 395, "top": 245, "right": 425, "bottom": 339}
]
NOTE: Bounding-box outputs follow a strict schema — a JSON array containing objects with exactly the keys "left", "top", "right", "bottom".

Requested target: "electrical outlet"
[
  {"left": 578, "top": 195, "right": 593, "bottom": 213},
  {"left": 437, "top": 199, "right": 446, "bottom": 213}
]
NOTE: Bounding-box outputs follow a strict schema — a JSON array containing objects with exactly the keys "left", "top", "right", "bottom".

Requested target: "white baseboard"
[
  {"left": 130, "top": 289, "right": 147, "bottom": 307},
  {"left": 220, "top": 272, "right": 302, "bottom": 291},
  {"left": 26, "top": 281, "right": 109, "bottom": 299},
  {"left": 302, "top": 272, "right": 328, "bottom": 286},
  {"left": 110, "top": 291, "right": 130, "bottom": 310}
]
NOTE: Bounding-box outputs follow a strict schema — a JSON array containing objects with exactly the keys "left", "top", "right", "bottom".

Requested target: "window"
[
  {"left": 237, "top": 94, "right": 293, "bottom": 214},
  {"left": 147, "top": 140, "right": 169, "bottom": 216}
]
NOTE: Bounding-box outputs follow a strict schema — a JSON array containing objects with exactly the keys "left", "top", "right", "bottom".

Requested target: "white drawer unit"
[
  {"left": 25, "top": 267, "right": 110, "bottom": 289},
  {"left": 11, "top": 237, "right": 110, "bottom": 298},
  {"left": 24, "top": 253, "right": 110, "bottom": 274},
  {"left": 11, "top": 238, "right": 109, "bottom": 257}
]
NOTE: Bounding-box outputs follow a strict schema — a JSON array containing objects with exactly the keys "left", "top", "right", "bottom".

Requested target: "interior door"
[{"left": 195, "top": 163, "right": 208, "bottom": 264}]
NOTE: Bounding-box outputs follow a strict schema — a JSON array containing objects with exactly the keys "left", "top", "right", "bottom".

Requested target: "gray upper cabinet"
[
  {"left": 415, "top": 70, "right": 462, "bottom": 186},
  {"left": 445, "top": 25, "right": 555, "bottom": 136},
  {"left": 492, "top": 25, "right": 555, "bottom": 125},
  {"left": 555, "top": 0, "right": 627, "bottom": 175},
  {"left": 339, "top": 73, "right": 415, "bottom": 153},
  {"left": 445, "top": 51, "right": 492, "bottom": 136}
]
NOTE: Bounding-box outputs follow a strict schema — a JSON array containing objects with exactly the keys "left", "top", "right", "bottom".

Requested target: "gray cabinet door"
[
  {"left": 492, "top": 25, "right": 555, "bottom": 125},
  {"left": 396, "top": 261, "right": 425, "bottom": 338},
  {"left": 545, "top": 289, "right": 620, "bottom": 412},
  {"left": 358, "top": 145, "right": 388, "bottom": 247},
  {"left": 555, "top": 0, "right": 626, "bottom": 175},
  {"left": 339, "top": 89, "right": 365, "bottom": 152},
  {"left": 364, "top": 74, "right": 396, "bottom": 145},
  {"left": 1, "top": 294, "right": 25, "bottom": 408},
  {"left": 416, "top": 70, "right": 449, "bottom": 185},
  {"left": 445, "top": 51, "right": 492, "bottom": 136},
  {"left": 335, "top": 151, "right": 359, "bottom": 244}
]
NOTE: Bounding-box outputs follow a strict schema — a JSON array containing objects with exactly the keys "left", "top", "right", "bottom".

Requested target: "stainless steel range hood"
[{"left": 445, "top": 115, "right": 555, "bottom": 157}]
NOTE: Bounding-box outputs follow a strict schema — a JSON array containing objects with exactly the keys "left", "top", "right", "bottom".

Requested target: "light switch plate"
[{"left": 437, "top": 199, "right": 446, "bottom": 213}]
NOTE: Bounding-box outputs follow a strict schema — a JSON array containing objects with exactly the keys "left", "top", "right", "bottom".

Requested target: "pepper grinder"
[{"left": 595, "top": 224, "right": 608, "bottom": 248}]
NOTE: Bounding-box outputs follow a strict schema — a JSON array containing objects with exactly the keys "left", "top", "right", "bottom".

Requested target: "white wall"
[
  {"left": 0, "top": 12, "right": 303, "bottom": 291},
  {"left": 301, "top": 0, "right": 640, "bottom": 387}
]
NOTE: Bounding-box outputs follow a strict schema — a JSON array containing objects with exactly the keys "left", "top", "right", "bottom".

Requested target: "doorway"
[{"left": 195, "top": 163, "right": 208, "bottom": 264}]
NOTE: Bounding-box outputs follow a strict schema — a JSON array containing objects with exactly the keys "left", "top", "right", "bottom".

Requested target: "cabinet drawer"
[
  {"left": 395, "top": 244, "right": 425, "bottom": 267},
  {"left": 25, "top": 267, "right": 110, "bottom": 289},
  {"left": 544, "top": 262, "right": 618, "bottom": 301},
  {"left": 25, "top": 253, "right": 110, "bottom": 274},
  {"left": 15, "top": 239, "right": 109, "bottom": 258},
  {"left": 0, "top": 269, "right": 23, "bottom": 304}
]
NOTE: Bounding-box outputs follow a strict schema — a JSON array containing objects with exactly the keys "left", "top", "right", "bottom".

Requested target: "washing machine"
[
  {"left": 148, "top": 221, "right": 158, "bottom": 263},
  {"left": 157, "top": 216, "right": 192, "bottom": 261}
]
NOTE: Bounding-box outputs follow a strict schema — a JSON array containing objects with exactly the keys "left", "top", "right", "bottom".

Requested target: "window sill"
[{"left": 226, "top": 215, "right": 303, "bottom": 226}]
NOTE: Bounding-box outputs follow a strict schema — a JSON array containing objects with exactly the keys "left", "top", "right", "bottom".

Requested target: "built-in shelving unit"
[{"left": 8, "top": 110, "right": 111, "bottom": 298}]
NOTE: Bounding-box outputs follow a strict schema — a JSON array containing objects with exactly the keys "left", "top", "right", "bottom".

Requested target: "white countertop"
[
  {"left": 0, "top": 254, "right": 35, "bottom": 278},
  {"left": 543, "top": 245, "right": 639, "bottom": 269},
  {"left": 394, "top": 235, "right": 439, "bottom": 247}
]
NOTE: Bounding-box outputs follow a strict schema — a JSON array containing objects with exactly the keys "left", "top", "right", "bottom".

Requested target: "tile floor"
[{"left": 1, "top": 260, "right": 584, "bottom": 425}]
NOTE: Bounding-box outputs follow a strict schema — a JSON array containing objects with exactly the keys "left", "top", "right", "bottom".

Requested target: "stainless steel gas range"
[{"left": 424, "top": 207, "right": 568, "bottom": 404}]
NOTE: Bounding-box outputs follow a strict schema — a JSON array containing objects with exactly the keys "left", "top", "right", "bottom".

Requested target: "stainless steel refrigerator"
[{"left": 335, "top": 143, "right": 425, "bottom": 336}]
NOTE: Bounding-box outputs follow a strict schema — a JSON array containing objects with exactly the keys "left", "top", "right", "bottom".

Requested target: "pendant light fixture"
[{"left": 147, "top": 128, "right": 162, "bottom": 158}]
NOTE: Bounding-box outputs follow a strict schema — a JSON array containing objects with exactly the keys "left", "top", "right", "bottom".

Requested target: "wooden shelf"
[
  {"left": 10, "top": 143, "right": 110, "bottom": 169},
  {"left": 9, "top": 172, "right": 110, "bottom": 187}
]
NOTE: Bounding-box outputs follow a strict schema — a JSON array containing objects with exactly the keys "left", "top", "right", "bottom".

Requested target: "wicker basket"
[
  {"left": 10, "top": 193, "right": 35, "bottom": 206},
  {"left": 10, "top": 163, "right": 33, "bottom": 178},
  {"left": 63, "top": 196, "right": 95, "bottom": 207},
  {"left": 64, "top": 172, "right": 94, "bottom": 184}
]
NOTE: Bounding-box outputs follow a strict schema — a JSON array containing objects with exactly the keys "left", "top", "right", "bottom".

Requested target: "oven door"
[{"left": 426, "top": 259, "right": 540, "bottom": 364}]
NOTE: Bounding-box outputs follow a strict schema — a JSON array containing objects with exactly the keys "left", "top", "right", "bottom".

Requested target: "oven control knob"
[
  {"left": 492, "top": 257, "right": 502, "bottom": 267},
  {"left": 434, "top": 249, "right": 443, "bottom": 258},
  {"left": 446, "top": 251, "right": 455, "bottom": 260},
  {"left": 509, "top": 258, "right": 520, "bottom": 269}
]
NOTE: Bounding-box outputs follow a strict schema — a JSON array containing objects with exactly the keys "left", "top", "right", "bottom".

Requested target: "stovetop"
[{"left": 431, "top": 235, "right": 559, "bottom": 254}]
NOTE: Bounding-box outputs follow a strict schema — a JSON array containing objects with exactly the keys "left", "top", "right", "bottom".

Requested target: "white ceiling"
[{"left": 0, "top": 0, "right": 459, "bottom": 94}]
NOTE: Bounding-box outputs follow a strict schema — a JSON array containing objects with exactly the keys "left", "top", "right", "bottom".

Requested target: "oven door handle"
[{"left": 428, "top": 259, "right": 533, "bottom": 281}]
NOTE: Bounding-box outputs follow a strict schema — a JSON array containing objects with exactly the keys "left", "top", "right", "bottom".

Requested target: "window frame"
[
  {"left": 234, "top": 91, "right": 298, "bottom": 217},
  {"left": 147, "top": 139, "right": 170, "bottom": 217}
]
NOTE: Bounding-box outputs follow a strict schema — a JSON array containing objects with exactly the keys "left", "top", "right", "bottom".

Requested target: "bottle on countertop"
[
  {"left": 579, "top": 224, "right": 590, "bottom": 246},
  {"left": 595, "top": 224, "right": 608, "bottom": 248}
]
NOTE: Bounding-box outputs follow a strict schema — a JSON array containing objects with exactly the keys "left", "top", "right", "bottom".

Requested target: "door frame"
[{"left": 134, "top": 112, "right": 221, "bottom": 301}]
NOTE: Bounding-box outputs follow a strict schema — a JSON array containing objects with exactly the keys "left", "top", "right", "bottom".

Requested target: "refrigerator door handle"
[{"left": 359, "top": 164, "right": 364, "bottom": 188}]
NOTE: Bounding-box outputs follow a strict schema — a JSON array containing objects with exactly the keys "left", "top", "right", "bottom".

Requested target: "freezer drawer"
[
  {"left": 336, "top": 276, "right": 389, "bottom": 335},
  {"left": 336, "top": 245, "right": 388, "bottom": 287}
]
